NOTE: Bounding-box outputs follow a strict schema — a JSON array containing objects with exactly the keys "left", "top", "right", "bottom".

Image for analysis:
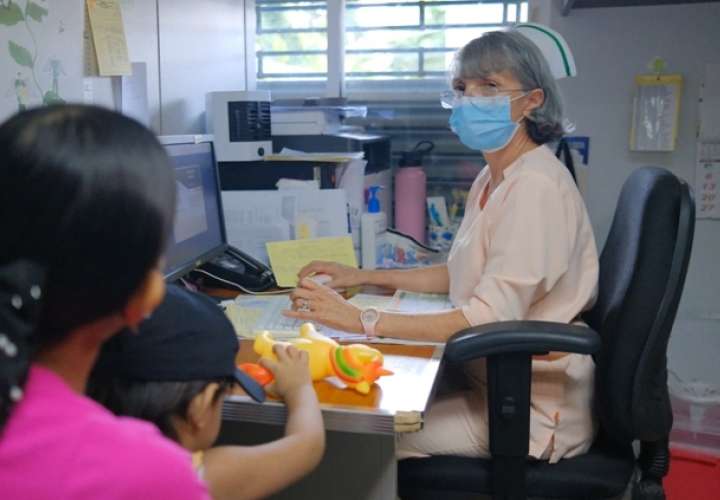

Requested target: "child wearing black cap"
[{"left": 88, "top": 285, "right": 325, "bottom": 500}]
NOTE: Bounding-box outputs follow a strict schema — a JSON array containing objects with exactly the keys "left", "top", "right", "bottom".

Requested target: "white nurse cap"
[{"left": 515, "top": 23, "right": 577, "bottom": 79}]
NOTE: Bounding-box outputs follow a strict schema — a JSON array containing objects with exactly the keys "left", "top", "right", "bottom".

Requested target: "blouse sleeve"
[{"left": 461, "top": 174, "right": 577, "bottom": 326}]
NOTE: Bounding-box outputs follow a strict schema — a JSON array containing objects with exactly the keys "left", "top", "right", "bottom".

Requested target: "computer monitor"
[{"left": 160, "top": 135, "right": 227, "bottom": 281}]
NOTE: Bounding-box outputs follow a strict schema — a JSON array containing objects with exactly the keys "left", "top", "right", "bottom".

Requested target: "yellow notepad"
[{"left": 266, "top": 236, "right": 357, "bottom": 288}]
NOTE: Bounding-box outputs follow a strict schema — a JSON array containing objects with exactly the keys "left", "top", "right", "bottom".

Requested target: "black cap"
[
  {"left": 94, "top": 284, "right": 265, "bottom": 402},
  {"left": 398, "top": 140, "right": 434, "bottom": 167}
]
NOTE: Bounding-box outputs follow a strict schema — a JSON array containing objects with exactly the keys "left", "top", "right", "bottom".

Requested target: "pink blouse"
[{"left": 447, "top": 145, "right": 599, "bottom": 463}]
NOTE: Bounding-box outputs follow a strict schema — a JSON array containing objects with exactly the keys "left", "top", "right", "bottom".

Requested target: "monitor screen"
[{"left": 162, "top": 139, "right": 226, "bottom": 280}]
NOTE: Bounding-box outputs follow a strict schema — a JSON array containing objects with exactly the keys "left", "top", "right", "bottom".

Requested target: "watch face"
[{"left": 361, "top": 308, "right": 380, "bottom": 324}]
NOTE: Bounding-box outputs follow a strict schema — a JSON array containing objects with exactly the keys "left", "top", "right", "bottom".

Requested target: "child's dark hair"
[
  {"left": 0, "top": 105, "right": 176, "bottom": 431},
  {"left": 87, "top": 377, "right": 235, "bottom": 442}
]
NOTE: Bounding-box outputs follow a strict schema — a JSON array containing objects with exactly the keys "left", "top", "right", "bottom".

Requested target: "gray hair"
[{"left": 451, "top": 29, "right": 565, "bottom": 144}]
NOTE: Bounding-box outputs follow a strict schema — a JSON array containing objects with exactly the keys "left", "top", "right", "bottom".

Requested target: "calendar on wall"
[
  {"left": 696, "top": 141, "right": 720, "bottom": 219},
  {"left": 696, "top": 64, "right": 720, "bottom": 219}
]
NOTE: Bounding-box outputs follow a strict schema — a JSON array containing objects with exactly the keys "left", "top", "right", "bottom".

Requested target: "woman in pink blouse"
[{"left": 285, "top": 28, "right": 599, "bottom": 463}]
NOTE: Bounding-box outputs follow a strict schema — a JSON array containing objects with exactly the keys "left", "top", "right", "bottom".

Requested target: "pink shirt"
[
  {"left": 0, "top": 365, "right": 210, "bottom": 500},
  {"left": 447, "top": 145, "right": 599, "bottom": 462}
]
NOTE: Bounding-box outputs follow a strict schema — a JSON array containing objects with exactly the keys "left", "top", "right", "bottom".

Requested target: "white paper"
[
  {"left": 120, "top": 62, "right": 149, "bottom": 126},
  {"left": 276, "top": 178, "right": 319, "bottom": 190},
  {"left": 221, "top": 192, "right": 291, "bottom": 265},
  {"left": 222, "top": 189, "right": 349, "bottom": 263},
  {"left": 278, "top": 147, "right": 364, "bottom": 161},
  {"left": 390, "top": 290, "right": 454, "bottom": 313},
  {"left": 284, "top": 189, "right": 350, "bottom": 239}
]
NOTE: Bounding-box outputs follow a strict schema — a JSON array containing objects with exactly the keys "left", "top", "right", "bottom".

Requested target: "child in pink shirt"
[{"left": 0, "top": 106, "right": 209, "bottom": 499}]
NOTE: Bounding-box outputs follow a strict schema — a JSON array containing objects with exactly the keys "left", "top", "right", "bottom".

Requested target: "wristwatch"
[{"left": 360, "top": 307, "right": 381, "bottom": 337}]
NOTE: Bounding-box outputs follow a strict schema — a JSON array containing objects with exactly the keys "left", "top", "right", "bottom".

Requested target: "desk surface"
[{"left": 225, "top": 340, "right": 444, "bottom": 435}]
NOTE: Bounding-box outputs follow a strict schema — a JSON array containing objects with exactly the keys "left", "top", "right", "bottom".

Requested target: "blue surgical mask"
[{"left": 449, "top": 95, "right": 523, "bottom": 152}]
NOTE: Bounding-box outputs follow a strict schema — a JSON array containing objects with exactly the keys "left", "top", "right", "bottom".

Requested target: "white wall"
[
  {"left": 544, "top": 2, "right": 720, "bottom": 384},
  {"left": 158, "top": 0, "right": 246, "bottom": 134},
  {"left": 1, "top": 0, "right": 246, "bottom": 134}
]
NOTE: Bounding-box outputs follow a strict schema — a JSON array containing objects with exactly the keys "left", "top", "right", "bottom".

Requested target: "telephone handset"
[{"left": 194, "top": 245, "right": 277, "bottom": 292}]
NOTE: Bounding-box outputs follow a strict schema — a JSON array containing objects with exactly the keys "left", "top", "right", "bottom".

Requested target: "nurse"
[{"left": 285, "top": 25, "right": 599, "bottom": 462}]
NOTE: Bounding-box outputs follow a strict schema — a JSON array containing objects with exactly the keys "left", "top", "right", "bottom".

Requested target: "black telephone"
[{"left": 192, "top": 246, "right": 277, "bottom": 292}]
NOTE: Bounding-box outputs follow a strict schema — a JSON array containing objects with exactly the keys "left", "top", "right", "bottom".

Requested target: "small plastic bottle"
[{"left": 361, "top": 186, "right": 387, "bottom": 270}]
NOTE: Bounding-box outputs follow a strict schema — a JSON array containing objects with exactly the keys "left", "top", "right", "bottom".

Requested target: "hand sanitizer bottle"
[{"left": 361, "top": 186, "right": 387, "bottom": 270}]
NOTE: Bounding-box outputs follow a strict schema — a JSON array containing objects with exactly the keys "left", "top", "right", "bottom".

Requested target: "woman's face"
[{"left": 454, "top": 70, "right": 538, "bottom": 122}]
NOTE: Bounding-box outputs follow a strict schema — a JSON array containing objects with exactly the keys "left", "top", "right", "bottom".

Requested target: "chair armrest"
[{"left": 445, "top": 320, "right": 601, "bottom": 364}]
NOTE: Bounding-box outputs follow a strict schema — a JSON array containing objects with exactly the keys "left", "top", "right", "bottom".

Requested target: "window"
[
  {"left": 345, "top": 0, "right": 528, "bottom": 80},
  {"left": 254, "top": 0, "right": 528, "bottom": 87},
  {"left": 255, "top": 1, "right": 328, "bottom": 81}
]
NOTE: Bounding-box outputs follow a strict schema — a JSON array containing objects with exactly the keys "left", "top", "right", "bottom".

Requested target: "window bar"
[
  {"left": 327, "top": 0, "right": 346, "bottom": 97},
  {"left": 245, "top": 0, "right": 258, "bottom": 90}
]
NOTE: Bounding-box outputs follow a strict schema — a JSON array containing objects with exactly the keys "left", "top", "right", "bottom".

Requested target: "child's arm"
[{"left": 201, "top": 345, "right": 325, "bottom": 500}]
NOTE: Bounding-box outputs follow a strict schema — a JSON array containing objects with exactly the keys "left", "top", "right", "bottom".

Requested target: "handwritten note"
[
  {"left": 86, "top": 0, "right": 131, "bottom": 76},
  {"left": 266, "top": 236, "right": 357, "bottom": 288}
]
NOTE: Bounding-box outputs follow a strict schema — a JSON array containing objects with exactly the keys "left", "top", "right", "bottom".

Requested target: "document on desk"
[
  {"left": 390, "top": 290, "right": 454, "bottom": 313},
  {"left": 267, "top": 236, "right": 357, "bottom": 288},
  {"left": 224, "top": 295, "right": 366, "bottom": 341}
]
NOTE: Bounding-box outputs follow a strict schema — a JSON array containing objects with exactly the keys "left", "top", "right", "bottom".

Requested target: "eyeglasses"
[{"left": 440, "top": 87, "right": 532, "bottom": 109}]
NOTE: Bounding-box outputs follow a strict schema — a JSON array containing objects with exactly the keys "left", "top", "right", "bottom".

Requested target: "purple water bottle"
[{"left": 395, "top": 141, "right": 433, "bottom": 243}]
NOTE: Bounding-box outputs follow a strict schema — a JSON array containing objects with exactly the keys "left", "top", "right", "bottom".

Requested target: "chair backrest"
[{"left": 584, "top": 167, "right": 695, "bottom": 445}]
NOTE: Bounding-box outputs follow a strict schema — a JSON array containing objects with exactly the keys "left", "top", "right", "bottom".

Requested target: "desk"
[{"left": 218, "top": 339, "right": 444, "bottom": 500}]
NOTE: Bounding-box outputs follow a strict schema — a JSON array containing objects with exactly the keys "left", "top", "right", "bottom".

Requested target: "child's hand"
[{"left": 259, "top": 344, "right": 312, "bottom": 401}]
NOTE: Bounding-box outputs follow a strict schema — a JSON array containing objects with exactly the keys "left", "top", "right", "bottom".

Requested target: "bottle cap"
[{"left": 399, "top": 141, "right": 434, "bottom": 167}]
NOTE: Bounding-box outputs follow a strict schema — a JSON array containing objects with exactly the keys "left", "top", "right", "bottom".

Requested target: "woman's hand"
[
  {"left": 297, "top": 260, "right": 366, "bottom": 289},
  {"left": 284, "top": 278, "right": 363, "bottom": 333}
]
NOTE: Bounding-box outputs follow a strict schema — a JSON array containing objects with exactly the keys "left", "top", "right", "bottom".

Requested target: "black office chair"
[{"left": 398, "top": 167, "right": 695, "bottom": 500}]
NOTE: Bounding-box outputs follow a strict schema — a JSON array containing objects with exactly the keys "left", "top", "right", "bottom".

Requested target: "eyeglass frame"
[{"left": 440, "top": 87, "right": 536, "bottom": 109}]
